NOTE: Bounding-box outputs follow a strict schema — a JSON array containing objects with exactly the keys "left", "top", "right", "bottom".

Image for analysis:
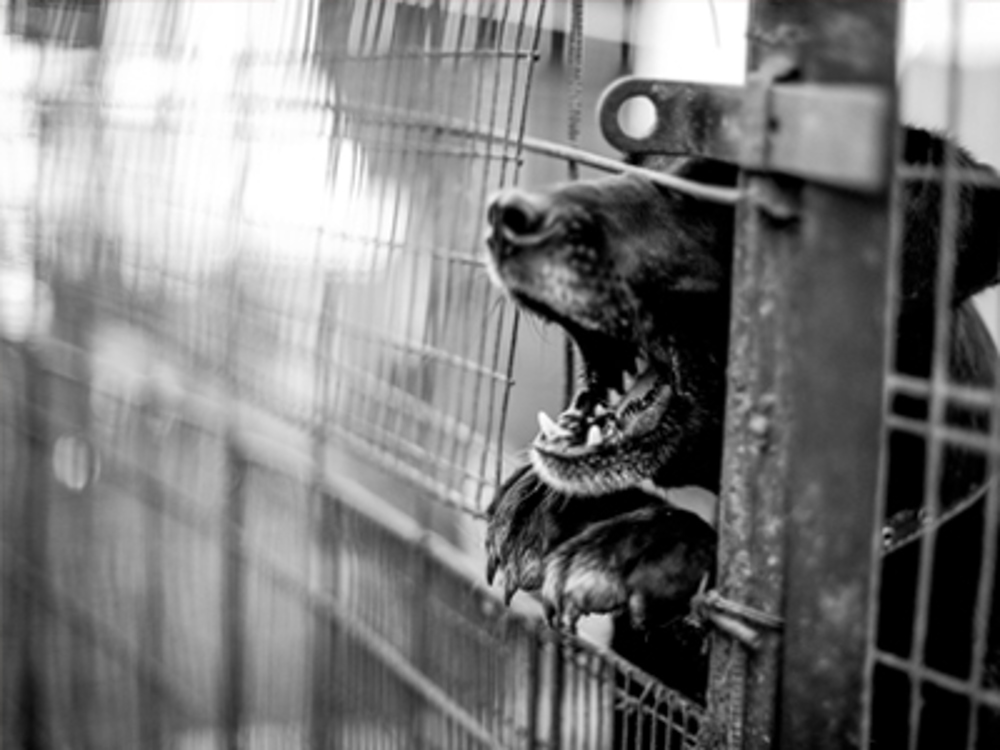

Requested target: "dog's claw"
[
  {"left": 543, "top": 599, "right": 558, "bottom": 628},
  {"left": 503, "top": 575, "right": 519, "bottom": 606}
]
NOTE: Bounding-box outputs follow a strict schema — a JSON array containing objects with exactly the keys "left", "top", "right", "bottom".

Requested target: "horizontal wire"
[
  {"left": 886, "top": 414, "right": 996, "bottom": 455},
  {"left": 881, "top": 480, "right": 996, "bottom": 557},
  {"left": 888, "top": 372, "right": 999, "bottom": 412},
  {"left": 873, "top": 650, "right": 1000, "bottom": 711},
  {"left": 897, "top": 164, "right": 1000, "bottom": 189}
]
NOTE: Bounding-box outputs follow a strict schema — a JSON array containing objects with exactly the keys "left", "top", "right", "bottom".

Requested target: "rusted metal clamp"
[
  {"left": 690, "top": 579, "right": 784, "bottom": 651},
  {"left": 598, "top": 68, "right": 893, "bottom": 193}
]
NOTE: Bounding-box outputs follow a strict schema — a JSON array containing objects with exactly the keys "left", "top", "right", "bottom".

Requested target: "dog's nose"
[{"left": 488, "top": 190, "right": 548, "bottom": 237}]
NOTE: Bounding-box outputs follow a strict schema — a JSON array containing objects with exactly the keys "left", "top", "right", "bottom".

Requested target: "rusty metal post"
[{"left": 710, "top": 2, "right": 900, "bottom": 748}]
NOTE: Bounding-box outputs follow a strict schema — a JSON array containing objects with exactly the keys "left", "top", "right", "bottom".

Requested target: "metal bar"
[
  {"left": 306, "top": 491, "right": 335, "bottom": 750},
  {"left": 898, "top": 164, "right": 1000, "bottom": 190},
  {"left": 308, "top": 265, "right": 336, "bottom": 750},
  {"left": 329, "top": 495, "right": 349, "bottom": 750},
  {"left": 524, "top": 629, "right": 541, "bottom": 750},
  {"left": 873, "top": 651, "right": 1000, "bottom": 713},
  {"left": 138, "top": 400, "right": 166, "bottom": 750},
  {"left": 909, "top": 1, "right": 968, "bottom": 745},
  {"left": 713, "top": 2, "right": 901, "bottom": 749},
  {"left": 886, "top": 414, "right": 1000, "bottom": 458},
  {"left": 969, "top": 337, "right": 1000, "bottom": 747},
  {"left": 775, "top": 0, "right": 899, "bottom": 741},
  {"left": 888, "top": 372, "right": 1000, "bottom": 411},
  {"left": 561, "top": 0, "right": 583, "bottom": 413},
  {"left": 12, "top": 348, "right": 51, "bottom": 750},
  {"left": 220, "top": 438, "right": 248, "bottom": 750},
  {"left": 409, "top": 539, "right": 433, "bottom": 750},
  {"left": 548, "top": 637, "right": 565, "bottom": 750}
]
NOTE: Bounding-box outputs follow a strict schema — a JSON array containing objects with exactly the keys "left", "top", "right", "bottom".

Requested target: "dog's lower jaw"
[{"left": 529, "top": 442, "right": 660, "bottom": 497}]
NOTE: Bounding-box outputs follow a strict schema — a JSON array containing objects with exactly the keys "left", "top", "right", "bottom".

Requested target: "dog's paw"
[
  {"left": 485, "top": 466, "right": 667, "bottom": 606},
  {"left": 485, "top": 465, "right": 555, "bottom": 603},
  {"left": 540, "top": 498, "right": 717, "bottom": 632}
]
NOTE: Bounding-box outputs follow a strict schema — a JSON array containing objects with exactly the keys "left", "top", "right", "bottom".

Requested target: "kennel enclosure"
[{"left": 1, "top": 1, "right": 999, "bottom": 748}]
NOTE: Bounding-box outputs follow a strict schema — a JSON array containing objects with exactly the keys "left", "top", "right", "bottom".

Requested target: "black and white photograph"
[{"left": 1, "top": 1, "right": 999, "bottom": 748}]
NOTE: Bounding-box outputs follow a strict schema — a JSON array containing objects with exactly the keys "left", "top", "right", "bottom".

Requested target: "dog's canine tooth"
[
  {"left": 539, "top": 410, "right": 574, "bottom": 440},
  {"left": 538, "top": 410, "right": 560, "bottom": 439},
  {"left": 586, "top": 424, "right": 603, "bottom": 447}
]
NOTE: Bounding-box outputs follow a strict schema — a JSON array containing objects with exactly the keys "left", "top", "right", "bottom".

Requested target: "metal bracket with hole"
[{"left": 598, "top": 76, "right": 893, "bottom": 193}]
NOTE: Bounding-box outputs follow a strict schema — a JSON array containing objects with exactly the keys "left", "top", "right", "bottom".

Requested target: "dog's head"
[{"left": 485, "top": 159, "right": 737, "bottom": 495}]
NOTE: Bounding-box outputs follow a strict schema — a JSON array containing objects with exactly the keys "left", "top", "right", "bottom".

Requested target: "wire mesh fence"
[
  {"left": 0, "top": 1, "right": 708, "bottom": 748},
  {"left": 866, "top": 4, "right": 1000, "bottom": 745}
]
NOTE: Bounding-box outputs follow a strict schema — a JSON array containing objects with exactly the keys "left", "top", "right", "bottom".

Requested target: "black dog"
[{"left": 483, "top": 127, "right": 1000, "bottom": 740}]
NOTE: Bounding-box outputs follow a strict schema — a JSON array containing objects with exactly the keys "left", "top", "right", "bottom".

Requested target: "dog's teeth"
[
  {"left": 635, "top": 354, "right": 649, "bottom": 375},
  {"left": 594, "top": 404, "right": 609, "bottom": 417},
  {"left": 586, "top": 424, "right": 603, "bottom": 447},
  {"left": 622, "top": 371, "right": 637, "bottom": 392},
  {"left": 607, "top": 388, "right": 622, "bottom": 406},
  {"left": 538, "top": 411, "right": 560, "bottom": 439}
]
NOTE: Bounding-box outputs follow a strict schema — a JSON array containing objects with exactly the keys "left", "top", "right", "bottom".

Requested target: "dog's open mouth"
[
  {"left": 533, "top": 352, "right": 673, "bottom": 459},
  {"left": 485, "top": 184, "right": 692, "bottom": 494},
  {"left": 485, "top": 218, "right": 675, "bottom": 461}
]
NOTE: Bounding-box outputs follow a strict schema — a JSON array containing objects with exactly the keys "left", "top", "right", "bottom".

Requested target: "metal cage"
[
  {"left": 2, "top": 1, "right": 1000, "bottom": 749},
  {"left": 0, "top": 1, "right": 704, "bottom": 748}
]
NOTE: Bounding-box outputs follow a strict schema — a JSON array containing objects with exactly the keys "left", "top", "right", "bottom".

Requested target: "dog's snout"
[{"left": 488, "top": 191, "right": 548, "bottom": 237}]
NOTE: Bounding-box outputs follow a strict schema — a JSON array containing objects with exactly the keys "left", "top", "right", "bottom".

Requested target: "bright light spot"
[
  {"left": 901, "top": 0, "right": 1000, "bottom": 66},
  {"left": 0, "top": 261, "right": 52, "bottom": 342},
  {"left": 618, "top": 96, "right": 657, "bottom": 140},
  {"left": 243, "top": 135, "right": 408, "bottom": 277},
  {"left": 633, "top": 1, "right": 748, "bottom": 85},
  {"left": 103, "top": 56, "right": 167, "bottom": 118},
  {"left": 52, "top": 435, "right": 100, "bottom": 492}
]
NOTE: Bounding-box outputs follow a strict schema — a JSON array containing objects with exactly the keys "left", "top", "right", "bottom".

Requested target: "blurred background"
[{"left": 1, "top": 1, "right": 999, "bottom": 749}]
